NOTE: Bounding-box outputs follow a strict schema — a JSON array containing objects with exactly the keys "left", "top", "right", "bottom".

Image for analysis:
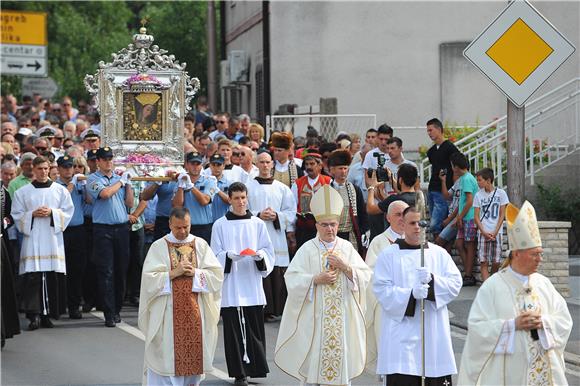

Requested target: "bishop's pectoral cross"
[{"left": 443, "top": 379, "right": 450, "bottom": 386}]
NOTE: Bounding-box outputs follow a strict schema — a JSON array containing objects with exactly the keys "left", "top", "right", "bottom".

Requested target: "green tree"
[{"left": 1, "top": 1, "right": 209, "bottom": 104}]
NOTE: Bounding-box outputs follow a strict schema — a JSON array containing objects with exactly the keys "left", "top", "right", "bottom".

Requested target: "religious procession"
[{"left": 1, "top": 1, "right": 579, "bottom": 386}]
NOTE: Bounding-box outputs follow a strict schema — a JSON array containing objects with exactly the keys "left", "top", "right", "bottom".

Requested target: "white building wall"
[{"left": 225, "top": 1, "right": 579, "bottom": 149}]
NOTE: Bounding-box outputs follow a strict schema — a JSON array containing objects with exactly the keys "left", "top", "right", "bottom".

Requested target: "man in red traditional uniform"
[{"left": 291, "top": 151, "right": 331, "bottom": 248}]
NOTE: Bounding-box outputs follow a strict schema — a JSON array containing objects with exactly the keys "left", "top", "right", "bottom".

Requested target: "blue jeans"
[{"left": 428, "top": 191, "right": 449, "bottom": 235}]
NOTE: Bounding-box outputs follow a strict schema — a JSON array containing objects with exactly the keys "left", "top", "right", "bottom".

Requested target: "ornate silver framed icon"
[{"left": 84, "top": 26, "right": 199, "bottom": 168}]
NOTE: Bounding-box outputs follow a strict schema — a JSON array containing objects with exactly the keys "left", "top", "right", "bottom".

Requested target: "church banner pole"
[{"left": 416, "top": 190, "right": 428, "bottom": 386}]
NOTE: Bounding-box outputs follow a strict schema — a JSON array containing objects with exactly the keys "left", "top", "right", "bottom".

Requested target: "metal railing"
[
  {"left": 266, "top": 114, "right": 377, "bottom": 142},
  {"left": 419, "top": 77, "right": 580, "bottom": 188}
]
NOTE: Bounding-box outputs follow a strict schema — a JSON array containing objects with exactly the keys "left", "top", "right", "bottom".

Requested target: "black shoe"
[
  {"left": 113, "top": 314, "right": 121, "bottom": 324},
  {"left": 463, "top": 275, "right": 476, "bottom": 287},
  {"left": 128, "top": 296, "right": 139, "bottom": 307},
  {"left": 69, "top": 310, "right": 83, "bottom": 319},
  {"left": 105, "top": 319, "right": 116, "bottom": 328},
  {"left": 82, "top": 303, "right": 94, "bottom": 313},
  {"left": 28, "top": 316, "right": 40, "bottom": 331},
  {"left": 234, "top": 377, "right": 248, "bottom": 386},
  {"left": 40, "top": 316, "right": 54, "bottom": 328}
]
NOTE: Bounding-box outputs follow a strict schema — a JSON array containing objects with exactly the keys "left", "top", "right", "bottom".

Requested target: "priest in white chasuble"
[
  {"left": 211, "top": 182, "right": 275, "bottom": 386},
  {"left": 275, "top": 185, "right": 372, "bottom": 386},
  {"left": 246, "top": 150, "right": 297, "bottom": 320},
  {"left": 12, "top": 156, "right": 74, "bottom": 329},
  {"left": 364, "top": 200, "right": 408, "bottom": 374},
  {"left": 373, "top": 206, "right": 462, "bottom": 386},
  {"left": 138, "top": 207, "right": 223, "bottom": 386},
  {"left": 458, "top": 201, "right": 572, "bottom": 386}
]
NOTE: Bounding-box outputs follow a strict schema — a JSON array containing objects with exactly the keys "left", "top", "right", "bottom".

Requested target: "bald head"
[
  {"left": 387, "top": 200, "right": 409, "bottom": 235},
  {"left": 257, "top": 151, "right": 273, "bottom": 177}
]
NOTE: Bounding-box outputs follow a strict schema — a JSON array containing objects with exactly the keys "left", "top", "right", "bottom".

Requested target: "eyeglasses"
[
  {"left": 55, "top": 137, "right": 64, "bottom": 140},
  {"left": 35, "top": 146, "right": 48, "bottom": 151},
  {"left": 232, "top": 152, "right": 245, "bottom": 157}
]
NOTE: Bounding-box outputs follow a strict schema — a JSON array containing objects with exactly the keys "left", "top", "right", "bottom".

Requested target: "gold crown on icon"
[{"left": 136, "top": 93, "right": 160, "bottom": 106}]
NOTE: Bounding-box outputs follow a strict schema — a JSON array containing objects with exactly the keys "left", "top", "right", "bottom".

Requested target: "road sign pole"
[{"left": 506, "top": 100, "right": 525, "bottom": 206}]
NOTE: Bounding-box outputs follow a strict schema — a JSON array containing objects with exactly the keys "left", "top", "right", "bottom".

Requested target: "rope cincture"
[{"left": 237, "top": 306, "right": 250, "bottom": 364}]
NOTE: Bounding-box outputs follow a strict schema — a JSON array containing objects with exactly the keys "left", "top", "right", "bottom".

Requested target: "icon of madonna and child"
[{"left": 123, "top": 92, "right": 163, "bottom": 141}]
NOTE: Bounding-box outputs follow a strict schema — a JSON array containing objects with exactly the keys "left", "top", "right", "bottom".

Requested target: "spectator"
[
  {"left": 238, "top": 114, "right": 251, "bottom": 136},
  {"left": 365, "top": 128, "right": 378, "bottom": 148},
  {"left": 62, "top": 96, "right": 79, "bottom": 122},
  {"left": 450, "top": 152, "right": 478, "bottom": 286},
  {"left": 434, "top": 168, "right": 461, "bottom": 254},
  {"left": 209, "top": 112, "right": 229, "bottom": 141},
  {"left": 426, "top": 118, "right": 459, "bottom": 237},
  {"left": 473, "top": 168, "right": 509, "bottom": 282},
  {"left": 248, "top": 123, "right": 267, "bottom": 149}
]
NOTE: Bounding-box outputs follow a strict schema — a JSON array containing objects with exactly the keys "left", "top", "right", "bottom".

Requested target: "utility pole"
[
  {"left": 506, "top": 101, "right": 525, "bottom": 206},
  {"left": 207, "top": 1, "right": 218, "bottom": 111}
]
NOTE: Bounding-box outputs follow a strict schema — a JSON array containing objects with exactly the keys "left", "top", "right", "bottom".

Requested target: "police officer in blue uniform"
[
  {"left": 172, "top": 151, "right": 217, "bottom": 243},
  {"left": 209, "top": 154, "right": 231, "bottom": 221},
  {"left": 56, "top": 156, "right": 86, "bottom": 319},
  {"left": 140, "top": 174, "right": 177, "bottom": 242},
  {"left": 86, "top": 147, "right": 134, "bottom": 327},
  {"left": 82, "top": 148, "right": 99, "bottom": 312}
]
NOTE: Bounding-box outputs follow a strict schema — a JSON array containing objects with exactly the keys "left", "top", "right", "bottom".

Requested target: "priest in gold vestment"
[
  {"left": 458, "top": 201, "right": 572, "bottom": 386},
  {"left": 139, "top": 207, "right": 224, "bottom": 385},
  {"left": 274, "top": 185, "right": 372, "bottom": 386}
]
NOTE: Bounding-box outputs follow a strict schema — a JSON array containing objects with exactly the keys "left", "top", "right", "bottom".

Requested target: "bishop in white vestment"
[
  {"left": 247, "top": 150, "right": 296, "bottom": 318},
  {"left": 275, "top": 185, "right": 372, "bottom": 386},
  {"left": 364, "top": 200, "right": 408, "bottom": 374},
  {"left": 12, "top": 156, "right": 74, "bottom": 328},
  {"left": 373, "top": 207, "right": 462, "bottom": 385},
  {"left": 211, "top": 182, "right": 275, "bottom": 386},
  {"left": 139, "top": 207, "right": 223, "bottom": 386},
  {"left": 458, "top": 201, "right": 572, "bottom": 386}
]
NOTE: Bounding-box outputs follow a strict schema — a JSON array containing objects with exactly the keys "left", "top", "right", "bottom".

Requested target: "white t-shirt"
[
  {"left": 473, "top": 187, "right": 509, "bottom": 232},
  {"left": 362, "top": 147, "right": 390, "bottom": 171}
]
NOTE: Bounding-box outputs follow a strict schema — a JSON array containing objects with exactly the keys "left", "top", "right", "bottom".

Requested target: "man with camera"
[
  {"left": 362, "top": 124, "right": 393, "bottom": 239},
  {"left": 367, "top": 163, "right": 419, "bottom": 218}
]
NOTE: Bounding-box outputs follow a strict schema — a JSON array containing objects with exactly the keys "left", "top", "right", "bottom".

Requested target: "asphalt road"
[{"left": 2, "top": 289, "right": 579, "bottom": 385}]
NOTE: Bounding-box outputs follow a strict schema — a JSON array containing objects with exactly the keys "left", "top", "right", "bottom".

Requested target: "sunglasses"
[
  {"left": 251, "top": 147, "right": 259, "bottom": 151},
  {"left": 63, "top": 144, "right": 72, "bottom": 149},
  {"left": 63, "top": 103, "right": 71, "bottom": 106},
  {"left": 232, "top": 152, "right": 245, "bottom": 157},
  {"left": 55, "top": 136, "right": 64, "bottom": 140},
  {"left": 35, "top": 147, "right": 48, "bottom": 151},
  {"left": 216, "top": 120, "right": 226, "bottom": 124}
]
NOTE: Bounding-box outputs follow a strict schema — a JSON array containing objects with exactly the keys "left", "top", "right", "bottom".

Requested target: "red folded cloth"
[{"left": 239, "top": 248, "right": 257, "bottom": 256}]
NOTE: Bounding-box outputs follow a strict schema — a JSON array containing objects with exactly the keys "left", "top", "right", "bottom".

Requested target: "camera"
[
  {"left": 366, "top": 152, "right": 391, "bottom": 182},
  {"left": 439, "top": 168, "right": 447, "bottom": 176}
]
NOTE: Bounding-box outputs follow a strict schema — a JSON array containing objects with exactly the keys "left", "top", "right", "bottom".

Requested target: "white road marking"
[{"left": 90, "top": 311, "right": 232, "bottom": 382}]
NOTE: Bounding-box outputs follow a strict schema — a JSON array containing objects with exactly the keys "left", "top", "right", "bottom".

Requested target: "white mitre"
[
  {"left": 310, "top": 185, "right": 344, "bottom": 222},
  {"left": 506, "top": 200, "right": 542, "bottom": 251}
]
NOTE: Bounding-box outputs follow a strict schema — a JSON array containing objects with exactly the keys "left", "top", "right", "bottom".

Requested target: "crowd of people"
[{"left": 0, "top": 93, "right": 573, "bottom": 385}]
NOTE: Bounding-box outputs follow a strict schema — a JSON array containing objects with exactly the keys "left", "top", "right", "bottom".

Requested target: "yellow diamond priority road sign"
[{"left": 463, "top": 0, "right": 575, "bottom": 107}]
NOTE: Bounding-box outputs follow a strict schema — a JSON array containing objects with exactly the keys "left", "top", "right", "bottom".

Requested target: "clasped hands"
[
  {"left": 259, "top": 207, "right": 277, "bottom": 222},
  {"left": 412, "top": 267, "right": 432, "bottom": 300},
  {"left": 515, "top": 311, "right": 543, "bottom": 331},
  {"left": 32, "top": 206, "right": 52, "bottom": 218},
  {"left": 314, "top": 254, "right": 349, "bottom": 285},
  {"left": 171, "top": 260, "right": 195, "bottom": 279}
]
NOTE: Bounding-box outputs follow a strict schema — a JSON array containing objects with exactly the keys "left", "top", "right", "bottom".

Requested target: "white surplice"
[
  {"left": 138, "top": 233, "right": 224, "bottom": 385},
  {"left": 246, "top": 178, "right": 296, "bottom": 267},
  {"left": 11, "top": 182, "right": 74, "bottom": 274},
  {"left": 275, "top": 237, "right": 372, "bottom": 385},
  {"left": 372, "top": 241, "right": 462, "bottom": 377},
  {"left": 210, "top": 213, "right": 275, "bottom": 307},
  {"left": 364, "top": 227, "right": 401, "bottom": 373},
  {"left": 457, "top": 267, "right": 572, "bottom": 386}
]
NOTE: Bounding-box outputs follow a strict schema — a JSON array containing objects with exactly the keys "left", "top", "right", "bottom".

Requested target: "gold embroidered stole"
[
  {"left": 508, "top": 272, "right": 553, "bottom": 385},
  {"left": 318, "top": 243, "right": 344, "bottom": 384},
  {"left": 166, "top": 240, "right": 204, "bottom": 376}
]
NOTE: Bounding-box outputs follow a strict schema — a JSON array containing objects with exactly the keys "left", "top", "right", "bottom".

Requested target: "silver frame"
[{"left": 84, "top": 27, "right": 200, "bottom": 165}]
